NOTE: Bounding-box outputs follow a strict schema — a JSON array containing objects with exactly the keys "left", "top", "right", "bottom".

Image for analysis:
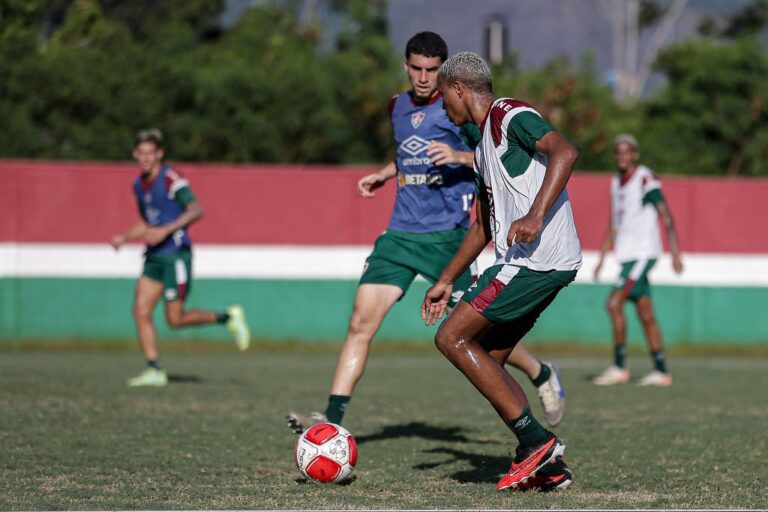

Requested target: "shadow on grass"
[
  {"left": 356, "top": 422, "right": 495, "bottom": 445},
  {"left": 167, "top": 374, "right": 203, "bottom": 383},
  {"left": 414, "top": 446, "right": 510, "bottom": 484}
]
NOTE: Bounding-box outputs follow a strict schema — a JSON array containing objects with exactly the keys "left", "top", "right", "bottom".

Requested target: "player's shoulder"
[
  {"left": 490, "top": 97, "right": 541, "bottom": 123},
  {"left": 389, "top": 91, "right": 410, "bottom": 112},
  {"left": 637, "top": 165, "right": 661, "bottom": 184},
  {"left": 162, "top": 164, "right": 190, "bottom": 191}
]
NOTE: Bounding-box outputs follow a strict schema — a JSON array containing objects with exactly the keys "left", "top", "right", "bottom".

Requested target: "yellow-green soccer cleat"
[
  {"left": 226, "top": 305, "right": 251, "bottom": 351},
  {"left": 127, "top": 367, "right": 168, "bottom": 387}
]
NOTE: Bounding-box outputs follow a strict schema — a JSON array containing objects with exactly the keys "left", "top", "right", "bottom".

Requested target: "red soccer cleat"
[
  {"left": 496, "top": 433, "right": 566, "bottom": 491},
  {"left": 517, "top": 456, "right": 573, "bottom": 492}
]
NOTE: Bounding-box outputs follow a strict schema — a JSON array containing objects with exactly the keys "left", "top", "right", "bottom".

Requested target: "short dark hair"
[
  {"left": 405, "top": 31, "right": 448, "bottom": 62},
  {"left": 134, "top": 128, "right": 164, "bottom": 149}
]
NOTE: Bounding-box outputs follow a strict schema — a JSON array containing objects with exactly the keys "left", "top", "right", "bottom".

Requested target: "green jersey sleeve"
[
  {"left": 173, "top": 186, "right": 196, "bottom": 206},
  {"left": 506, "top": 111, "right": 554, "bottom": 154},
  {"left": 642, "top": 188, "right": 665, "bottom": 206},
  {"left": 460, "top": 123, "right": 483, "bottom": 151}
]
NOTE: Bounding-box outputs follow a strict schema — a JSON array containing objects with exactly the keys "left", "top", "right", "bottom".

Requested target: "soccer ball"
[{"left": 295, "top": 422, "right": 357, "bottom": 483}]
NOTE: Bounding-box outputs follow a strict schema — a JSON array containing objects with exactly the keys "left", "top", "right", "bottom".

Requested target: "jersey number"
[{"left": 461, "top": 193, "right": 474, "bottom": 212}]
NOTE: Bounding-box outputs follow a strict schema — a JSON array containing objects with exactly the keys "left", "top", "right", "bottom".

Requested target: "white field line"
[{"left": 0, "top": 243, "right": 767, "bottom": 287}]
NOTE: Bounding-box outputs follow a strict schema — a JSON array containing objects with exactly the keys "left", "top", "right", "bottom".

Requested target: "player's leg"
[
  {"left": 287, "top": 231, "right": 416, "bottom": 433},
  {"left": 161, "top": 252, "right": 250, "bottom": 350},
  {"left": 636, "top": 296, "right": 672, "bottom": 386},
  {"left": 593, "top": 261, "right": 639, "bottom": 385},
  {"left": 286, "top": 283, "right": 403, "bottom": 432},
  {"left": 330, "top": 283, "right": 403, "bottom": 392},
  {"left": 440, "top": 264, "right": 575, "bottom": 490},
  {"left": 506, "top": 345, "right": 566, "bottom": 427},
  {"left": 128, "top": 274, "right": 167, "bottom": 386}
]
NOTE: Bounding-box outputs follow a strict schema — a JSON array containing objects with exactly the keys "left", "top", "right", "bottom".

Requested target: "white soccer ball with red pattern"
[{"left": 295, "top": 422, "right": 358, "bottom": 483}]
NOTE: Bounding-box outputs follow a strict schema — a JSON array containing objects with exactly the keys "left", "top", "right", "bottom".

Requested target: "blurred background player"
[
  {"left": 286, "top": 32, "right": 566, "bottom": 433},
  {"left": 423, "top": 51, "right": 581, "bottom": 491},
  {"left": 111, "top": 129, "right": 251, "bottom": 387},
  {"left": 592, "top": 134, "right": 684, "bottom": 387}
]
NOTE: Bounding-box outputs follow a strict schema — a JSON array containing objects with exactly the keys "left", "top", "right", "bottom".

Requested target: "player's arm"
[
  {"left": 357, "top": 161, "right": 397, "bottom": 198},
  {"left": 427, "top": 142, "right": 474, "bottom": 167},
  {"left": 593, "top": 218, "right": 616, "bottom": 281},
  {"left": 145, "top": 200, "right": 203, "bottom": 247},
  {"left": 422, "top": 196, "right": 492, "bottom": 325},
  {"left": 655, "top": 201, "right": 683, "bottom": 274},
  {"left": 507, "top": 131, "right": 579, "bottom": 245},
  {"left": 142, "top": 183, "right": 202, "bottom": 246},
  {"left": 111, "top": 219, "right": 148, "bottom": 250}
]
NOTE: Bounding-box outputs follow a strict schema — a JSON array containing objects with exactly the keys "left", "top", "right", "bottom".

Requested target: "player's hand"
[
  {"left": 145, "top": 227, "right": 169, "bottom": 246},
  {"left": 672, "top": 252, "right": 684, "bottom": 274},
  {"left": 507, "top": 213, "right": 543, "bottom": 246},
  {"left": 357, "top": 173, "right": 386, "bottom": 198},
  {"left": 110, "top": 234, "right": 126, "bottom": 251},
  {"left": 422, "top": 281, "right": 453, "bottom": 326},
  {"left": 427, "top": 141, "right": 459, "bottom": 166}
]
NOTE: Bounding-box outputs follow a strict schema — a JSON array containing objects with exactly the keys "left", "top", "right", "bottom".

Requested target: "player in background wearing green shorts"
[
  {"left": 423, "top": 52, "right": 581, "bottom": 491},
  {"left": 111, "top": 129, "right": 251, "bottom": 387},
  {"left": 287, "top": 32, "right": 566, "bottom": 434},
  {"left": 592, "top": 134, "right": 683, "bottom": 387}
]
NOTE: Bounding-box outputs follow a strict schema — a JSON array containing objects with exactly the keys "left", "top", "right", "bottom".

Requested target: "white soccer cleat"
[
  {"left": 637, "top": 370, "right": 673, "bottom": 387},
  {"left": 537, "top": 362, "right": 566, "bottom": 427},
  {"left": 286, "top": 411, "right": 328, "bottom": 435},
  {"left": 127, "top": 367, "right": 168, "bottom": 387},
  {"left": 592, "top": 365, "right": 630, "bottom": 386},
  {"left": 226, "top": 305, "right": 250, "bottom": 351}
]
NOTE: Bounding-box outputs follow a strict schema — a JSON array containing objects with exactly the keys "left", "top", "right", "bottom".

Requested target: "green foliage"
[
  {"left": 642, "top": 36, "right": 768, "bottom": 175},
  {"left": 1, "top": 0, "right": 768, "bottom": 174},
  {"left": 492, "top": 55, "right": 636, "bottom": 171}
]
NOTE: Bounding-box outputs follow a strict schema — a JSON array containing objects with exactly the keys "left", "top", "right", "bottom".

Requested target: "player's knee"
[
  {"left": 165, "top": 312, "right": 184, "bottom": 329},
  {"left": 606, "top": 297, "right": 622, "bottom": 315},
  {"left": 347, "top": 310, "right": 375, "bottom": 338},
  {"left": 434, "top": 327, "right": 464, "bottom": 358},
  {"left": 133, "top": 302, "right": 153, "bottom": 321}
]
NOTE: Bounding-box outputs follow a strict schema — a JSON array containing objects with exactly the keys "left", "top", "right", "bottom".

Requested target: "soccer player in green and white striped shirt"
[{"left": 592, "top": 134, "right": 683, "bottom": 387}]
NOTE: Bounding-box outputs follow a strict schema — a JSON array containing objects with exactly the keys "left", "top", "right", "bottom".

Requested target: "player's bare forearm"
[
  {"left": 378, "top": 161, "right": 398, "bottom": 180},
  {"left": 155, "top": 202, "right": 203, "bottom": 239},
  {"left": 123, "top": 220, "right": 148, "bottom": 242},
  {"left": 436, "top": 200, "right": 492, "bottom": 286},
  {"left": 656, "top": 203, "right": 679, "bottom": 253},
  {"left": 528, "top": 131, "right": 579, "bottom": 220}
]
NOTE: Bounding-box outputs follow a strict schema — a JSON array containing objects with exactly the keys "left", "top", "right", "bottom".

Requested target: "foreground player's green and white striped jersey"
[
  {"left": 611, "top": 165, "right": 664, "bottom": 263},
  {"left": 474, "top": 98, "right": 582, "bottom": 271}
]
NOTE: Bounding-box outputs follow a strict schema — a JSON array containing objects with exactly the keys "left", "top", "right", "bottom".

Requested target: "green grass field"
[{"left": 1, "top": 350, "right": 766, "bottom": 510}]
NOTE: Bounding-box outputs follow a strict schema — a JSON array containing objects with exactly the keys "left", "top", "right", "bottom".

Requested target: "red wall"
[{"left": 1, "top": 160, "right": 766, "bottom": 253}]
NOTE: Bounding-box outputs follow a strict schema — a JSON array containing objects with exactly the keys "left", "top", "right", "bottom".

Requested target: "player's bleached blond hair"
[
  {"left": 134, "top": 128, "right": 164, "bottom": 149},
  {"left": 438, "top": 51, "right": 493, "bottom": 93}
]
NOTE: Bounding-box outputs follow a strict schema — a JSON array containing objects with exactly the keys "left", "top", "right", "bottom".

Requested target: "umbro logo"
[
  {"left": 411, "top": 112, "right": 425, "bottom": 129},
  {"left": 514, "top": 416, "right": 531, "bottom": 429},
  {"left": 400, "top": 135, "right": 430, "bottom": 156}
]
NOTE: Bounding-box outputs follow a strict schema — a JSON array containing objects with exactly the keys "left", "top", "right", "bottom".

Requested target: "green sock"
[
  {"left": 507, "top": 407, "right": 549, "bottom": 448},
  {"left": 651, "top": 350, "right": 667, "bottom": 373},
  {"left": 147, "top": 359, "right": 162, "bottom": 370},
  {"left": 531, "top": 362, "right": 551, "bottom": 387},
  {"left": 324, "top": 395, "right": 350, "bottom": 425},
  {"left": 614, "top": 344, "right": 627, "bottom": 368}
]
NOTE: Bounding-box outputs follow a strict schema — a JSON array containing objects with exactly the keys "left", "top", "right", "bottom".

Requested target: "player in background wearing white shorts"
[{"left": 592, "top": 134, "right": 683, "bottom": 387}]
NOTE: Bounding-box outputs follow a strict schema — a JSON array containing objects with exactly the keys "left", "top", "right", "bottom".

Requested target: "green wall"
[{"left": 0, "top": 278, "right": 766, "bottom": 345}]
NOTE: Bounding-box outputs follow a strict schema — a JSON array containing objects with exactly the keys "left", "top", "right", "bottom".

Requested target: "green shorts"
[
  {"left": 615, "top": 258, "right": 656, "bottom": 301},
  {"left": 461, "top": 264, "right": 577, "bottom": 342},
  {"left": 359, "top": 228, "right": 474, "bottom": 303},
  {"left": 142, "top": 249, "right": 193, "bottom": 302}
]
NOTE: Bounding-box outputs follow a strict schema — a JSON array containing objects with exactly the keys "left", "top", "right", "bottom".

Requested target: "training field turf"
[{"left": 1, "top": 350, "right": 766, "bottom": 510}]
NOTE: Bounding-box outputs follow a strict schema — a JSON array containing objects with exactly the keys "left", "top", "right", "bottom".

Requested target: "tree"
[{"left": 641, "top": 36, "right": 768, "bottom": 175}]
